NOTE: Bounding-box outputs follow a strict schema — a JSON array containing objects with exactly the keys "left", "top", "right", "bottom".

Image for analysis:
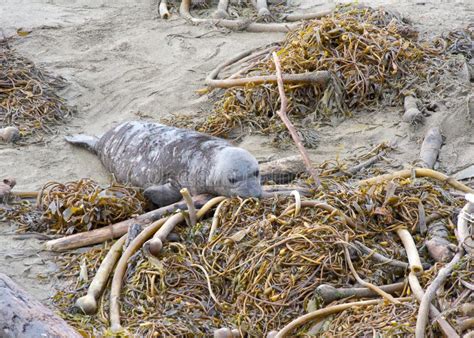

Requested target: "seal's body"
[{"left": 66, "top": 121, "right": 262, "bottom": 206}]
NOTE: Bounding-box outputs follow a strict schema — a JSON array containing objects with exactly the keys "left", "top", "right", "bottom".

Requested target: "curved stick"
[
  {"left": 272, "top": 52, "right": 322, "bottom": 187},
  {"left": 396, "top": 229, "right": 423, "bottom": 275},
  {"left": 75, "top": 235, "right": 127, "bottom": 315},
  {"left": 358, "top": 168, "right": 473, "bottom": 194},
  {"left": 281, "top": 8, "right": 333, "bottom": 22},
  {"left": 213, "top": 0, "right": 229, "bottom": 19},
  {"left": 416, "top": 195, "right": 473, "bottom": 337},
  {"left": 159, "top": 0, "right": 170, "bottom": 19},
  {"left": 179, "top": 0, "right": 299, "bottom": 33},
  {"left": 272, "top": 297, "right": 411, "bottom": 337},
  {"left": 207, "top": 71, "right": 330, "bottom": 89},
  {"left": 109, "top": 196, "right": 225, "bottom": 332},
  {"left": 281, "top": 200, "right": 356, "bottom": 228}
]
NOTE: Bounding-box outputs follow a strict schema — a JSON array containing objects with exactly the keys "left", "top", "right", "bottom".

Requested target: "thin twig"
[{"left": 272, "top": 52, "right": 321, "bottom": 187}]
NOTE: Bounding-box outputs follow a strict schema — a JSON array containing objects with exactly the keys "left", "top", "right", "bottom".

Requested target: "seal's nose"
[{"left": 244, "top": 180, "right": 263, "bottom": 198}]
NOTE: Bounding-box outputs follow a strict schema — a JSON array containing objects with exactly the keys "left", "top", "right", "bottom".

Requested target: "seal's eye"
[
  {"left": 253, "top": 170, "right": 259, "bottom": 177},
  {"left": 229, "top": 177, "right": 238, "bottom": 184}
]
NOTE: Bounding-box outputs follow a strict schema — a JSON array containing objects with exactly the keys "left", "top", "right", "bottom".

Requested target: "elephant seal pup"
[{"left": 65, "top": 121, "right": 262, "bottom": 206}]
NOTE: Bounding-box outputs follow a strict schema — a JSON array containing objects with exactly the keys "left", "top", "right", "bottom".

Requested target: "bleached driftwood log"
[{"left": 0, "top": 273, "right": 81, "bottom": 338}]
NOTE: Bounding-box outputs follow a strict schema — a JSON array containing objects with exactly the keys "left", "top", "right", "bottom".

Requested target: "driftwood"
[
  {"left": 281, "top": 8, "right": 333, "bottom": 21},
  {"left": 44, "top": 185, "right": 311, "bottom": 251},
  {"left": 315, "top": 282, "right": 405, "bottom": 304},
  {"left": 0, "top": 273, "right": 81, "bottom": 338},
  {"left": 206, "top": 71, "right": 330, "bottom": 89},
  {"left": 272, "top": 52, "right": 321, "bottom": 187},
  {"left": 179, "top": 0, "right": 299, "bottom": 32},
  {"left": 45, "top": 194, "right": 214, "bottom": 252},
  {"left": 260, "top": 155, "right": 305, "bottom": 184},
  {"left": 419, "top": 127, "right": 443, "bottom": 169}
]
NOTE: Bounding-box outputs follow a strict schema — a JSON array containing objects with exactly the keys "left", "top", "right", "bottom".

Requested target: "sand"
[{"left": 0, "top": 0, "right": 472, "bottom": 305}]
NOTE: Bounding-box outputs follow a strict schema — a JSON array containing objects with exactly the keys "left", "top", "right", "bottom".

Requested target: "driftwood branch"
[
  {"left": 0, "top": 273, "right": 81, "bottom": 338},
  {"left": 281, "top": 8, "right": 333, "bottom": 22},
  {"left": 206, "top": 71, "right": 330, "bottom": 89},
  {"left": 44, "top": 185, "right": 311, "bottom": 251},
  {"left": 272, "top": 52, "right": 321, "bottom": 187},
  {"left": 45, "top": 194, "right": 214, "bottom": 252},
  {"left": 260, "top": 155, "right": 305, "bottom": 184},
  {"left": 179, "top": 0, "right": 298, "bottom": 32}
]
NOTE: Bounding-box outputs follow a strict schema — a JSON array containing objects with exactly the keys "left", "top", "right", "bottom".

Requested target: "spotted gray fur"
[{"left": 65, "top": 121, "right": 262, "bottom": 205}]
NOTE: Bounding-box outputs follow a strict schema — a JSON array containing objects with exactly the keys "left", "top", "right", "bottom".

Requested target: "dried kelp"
[
  {"left": 0, "top": 37, "right": 73, "bottom": 142},
  {"left": 53, "top": 172, "right": 469, "bottom": 336},
  {"left": 35, "top": 179, "right": 145, "bottom": 234},
  {"left": 196, "top": 5, "right": 447, "bottom": 138}
]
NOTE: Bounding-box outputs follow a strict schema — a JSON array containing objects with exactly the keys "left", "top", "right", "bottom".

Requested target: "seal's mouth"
[{"left": 235, "top": 180, "right": 263, "bottom": 198}]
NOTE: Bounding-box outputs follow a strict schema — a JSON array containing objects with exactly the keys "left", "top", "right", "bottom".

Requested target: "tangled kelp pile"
[
  {"left": 195, "top": 5, "right": 451, "bottom": 138},
  {"left": 53, "top": 170, "right": 473, "bottom": 337},
  {"left": 1, "top": 179, "right": 145, "bottom": 234},
  {"left": 0, "top": 37, "right": 73, "bottom": 142}
]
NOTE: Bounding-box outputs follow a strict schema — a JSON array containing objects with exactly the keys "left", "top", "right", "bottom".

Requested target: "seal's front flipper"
[
  {"left": 65, "top": 134, "right": 99, "bottom": 154},
  {"left": 144, "top": 183, "right": 182, "bottom": 208}
]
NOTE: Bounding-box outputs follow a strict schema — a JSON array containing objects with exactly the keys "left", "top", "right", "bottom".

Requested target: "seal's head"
[{"left": 210, "top": 147, "right": 262, "bottom": 198}]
